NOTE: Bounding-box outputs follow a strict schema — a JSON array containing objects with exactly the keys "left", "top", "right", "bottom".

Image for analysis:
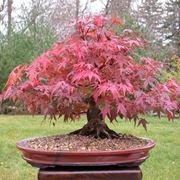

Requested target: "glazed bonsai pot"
[{"left": 16, "top": 137, "right": 155, "bottom": 168}]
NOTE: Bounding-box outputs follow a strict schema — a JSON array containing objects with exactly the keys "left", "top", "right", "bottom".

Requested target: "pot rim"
[{"left": 16, "top": 136, "right": 156, "bottom": 155}]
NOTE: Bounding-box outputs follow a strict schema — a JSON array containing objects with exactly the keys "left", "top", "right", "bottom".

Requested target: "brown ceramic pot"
[{"left": 16, "top": 137, "right": 155, "bottom": 168}]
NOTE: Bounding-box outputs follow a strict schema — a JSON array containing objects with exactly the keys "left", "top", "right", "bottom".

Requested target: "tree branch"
[
  {"left": 75, "top": 0, "right": 80, "bottom": 20},
  {"left": 0, "top": 0, "right": 6, "bottom": 12},
  {"left": 104, "top": 0, "right": 111, "bottom": 15},
  {"left": 81, "top": 0, "right": 89, "bottom": 16}
]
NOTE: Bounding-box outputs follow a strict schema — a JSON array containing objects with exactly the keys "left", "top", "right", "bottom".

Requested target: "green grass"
[{"left": 0, "top": 115, "right": 179, "bottom": 180}]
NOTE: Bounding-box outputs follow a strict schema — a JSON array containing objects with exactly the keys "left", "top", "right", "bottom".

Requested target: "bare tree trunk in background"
[
  {"left": 81, "top": 0, "right": 89, "bottom": 17},
  {"left": 104, "top": 0, "right": 111, "bottom": 15},
  {"left": 137, "top": 0, "right": 164, "bottom": 43},
  {"left": 0, "top": 0, "right": 6, "bottom": 12},
  {"left": 0, "top": 0, "right": 6, "bottom": 23},
  {"left": 103, "top": 0, "right": 134, "bottom": 17},
  {"left": 7, "top": 0, "right": 12, "bottom": 38},
  {"left": 127, "top": 0, "right": 132, "bottom": 9},
  {"left": 75, "top": 0, "right": 80, "bottom": 20}
]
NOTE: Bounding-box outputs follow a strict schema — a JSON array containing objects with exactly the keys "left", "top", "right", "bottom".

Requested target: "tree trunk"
[
  {"left": 7, "top": 0, "right": 12, "bottom": 38},
  {"left": 0, "top": 0, "right": 6, "bottom": 13},
  {"left": 70, "top": 99, "right": 120, "bottom": 138},
  {"left": 75, "top": 0, "right": 80, "bottom": 21}
]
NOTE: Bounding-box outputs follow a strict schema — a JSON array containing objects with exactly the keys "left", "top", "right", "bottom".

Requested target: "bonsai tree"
[{"left": 1, "top": 16, "right": 180, "bottom": 138}]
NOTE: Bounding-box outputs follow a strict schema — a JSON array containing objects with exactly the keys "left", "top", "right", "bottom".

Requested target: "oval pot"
[{"left": 16, "top": 137, "right": 155, "bottom": 168}]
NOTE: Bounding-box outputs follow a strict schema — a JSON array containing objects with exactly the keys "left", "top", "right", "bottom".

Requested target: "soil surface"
[{"left": 26, "top": 134, "right": 148, "bottom": 151}]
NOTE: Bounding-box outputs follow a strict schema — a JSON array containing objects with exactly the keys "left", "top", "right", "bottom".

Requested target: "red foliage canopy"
[{"left": 1, "top": 16, "right": 180, "bottom": 128}]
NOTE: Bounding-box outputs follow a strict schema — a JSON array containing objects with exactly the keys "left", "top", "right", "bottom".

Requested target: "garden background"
[{"left": 0, "top": 0, "right": 179, "bottom": 180}]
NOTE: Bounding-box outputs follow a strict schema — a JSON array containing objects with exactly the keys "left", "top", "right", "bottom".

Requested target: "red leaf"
[
  {"left": 108, "top": 108, "right": 117, "bottom": 122},
  {"left": 111, "top": 17, "right": 123, "bottom": 25},
  {"left": 94, "top": 82, "right": 120, "bottom": 101},
  {"left": 137, "top": 119, "right": 149, "bottom": 131},
  {"left": 167, "top": 111, "right": 174, "bottom": 121},
  {"left": 4, "top": 65, "right": 27, "bottom": 88},
  {"left": 1, "top": 15, "right": 179, "bottom": 125},
  {"left": 93, "top": 15, "right": 105, "bottom": 27},
  {"left": 117, "top": 103, "right": 127, "bottom": 117}
]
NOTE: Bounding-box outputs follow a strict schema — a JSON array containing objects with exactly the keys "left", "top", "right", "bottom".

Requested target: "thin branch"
[
  {"left": 0, "top": 0, "right": 6, "bottom": 12},
  {"left": 75, "top": 0, "right": 80, "bottom": 20},
  {"left": 99, "top": 0, "right": 106, "bottom": 6},
  {"left": 81, "top": 0, "right": 89, "bottom": 16},
  {"left": 104, "top": 0, "right": 111, "bottom": 15}
]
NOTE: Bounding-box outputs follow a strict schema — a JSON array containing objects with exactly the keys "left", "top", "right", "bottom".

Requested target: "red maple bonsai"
[{"left": 1, "top": 16, "right": 180, "bottom": 138}]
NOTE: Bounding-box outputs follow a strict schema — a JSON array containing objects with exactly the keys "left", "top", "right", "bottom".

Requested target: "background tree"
[
  {"left": 49, "top": 0, "right": 90, "bottom": 40},
  {"left": 104, "top": 0, "right": 134, "bottom": 16},
  {"left": 136, "top": 0, "right": 164, "bottom": 43},
  {"left": 163, "top": 0, "right": 180, "bottom": 56},
  {"left": 7, "top": 0, "right": 13, "bottom": 38},
  {"left": 0, "top": 0, "right": 6, "bottom": 27},
  {"left": 161, "top": 55, "right": 180, "bottom": 82},
  {"left": 111, "top": 14, "right": 170, "bottom": 62}
]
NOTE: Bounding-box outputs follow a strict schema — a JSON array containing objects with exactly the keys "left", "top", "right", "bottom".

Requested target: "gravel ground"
[{"left": 27, "top": 134, "right": 148, "bottom": 151}]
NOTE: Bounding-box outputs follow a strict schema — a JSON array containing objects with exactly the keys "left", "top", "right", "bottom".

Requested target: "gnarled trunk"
[{"left": 70, "top": 99, "right": 120, "bottom": 138}]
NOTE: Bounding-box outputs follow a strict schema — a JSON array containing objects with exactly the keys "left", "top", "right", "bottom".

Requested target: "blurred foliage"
[
  {"left": 116, "top": 14, "right": 149, "bottom": 38},
  {"left": 114, "top": 15, "right": 180, "bottom": 84},
  {"left": 161, "top": 55, "right": 180, "bottom": 82},
  {"left": 115, "top": 15, "right": 171, "bottom": 63},
  {"left": 0, "top": 24, "right": 57, "bottom": 90}
]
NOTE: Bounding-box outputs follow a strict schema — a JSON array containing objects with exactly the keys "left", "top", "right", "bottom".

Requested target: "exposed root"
[
  {"left": 70, "top": 101, "right": 121, "bottom": 139},
  {"left": 70, "top": 121, "right": 121, "bottom": 139}
]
